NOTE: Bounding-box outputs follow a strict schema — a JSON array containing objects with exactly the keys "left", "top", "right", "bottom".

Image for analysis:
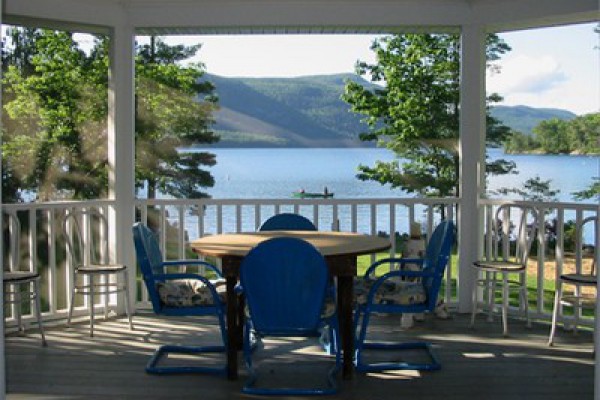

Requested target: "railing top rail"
[
  {"left": 3, "top": 199, "right": 116, "bottom": 212},
  {"left": 479, "top": 198, "right": 598, "bottom": 211},
  {"left": 134, "top": 197, "right": 460, "bottom": 207}
]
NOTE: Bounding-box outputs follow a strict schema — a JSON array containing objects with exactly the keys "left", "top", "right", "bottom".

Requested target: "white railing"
[
  {"left": 480, "top": 198, "right": 598, "bottom": 326},
  {"left": 134, "top": 197, "right": 458, "bottom": 306},
  {"left": 2, "top": 200, "right": 116, "bottom": 327},
  {"left": 3, "top": 197, "right": 597, "bottom": 329}
]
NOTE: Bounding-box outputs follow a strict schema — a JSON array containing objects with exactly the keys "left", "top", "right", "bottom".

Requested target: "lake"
[{"left": 197, "top": 147, "right": 599, "bottom": 203}]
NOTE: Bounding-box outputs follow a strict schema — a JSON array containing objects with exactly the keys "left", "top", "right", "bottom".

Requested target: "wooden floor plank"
[{"left": 6, "top": 311, "right": 594, "bottom": 399}]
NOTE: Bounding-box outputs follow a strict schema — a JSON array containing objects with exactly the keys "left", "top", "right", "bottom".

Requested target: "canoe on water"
[{"left": 292, "top": 192, "right": 334, "bottom": 198}]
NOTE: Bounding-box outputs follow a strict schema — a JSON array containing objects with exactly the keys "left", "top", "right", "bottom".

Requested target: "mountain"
[
  {"left": 199, "top": 74, "right": 577, "bottom": 147},
  {"left": 201, "top": 73, "right": 378, "bottom": 147},
  {"left": 490, "top": 105, "right": 577, "bottom": 135}
]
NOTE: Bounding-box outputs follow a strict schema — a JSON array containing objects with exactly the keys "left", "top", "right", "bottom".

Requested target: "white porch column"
[
  {"left": 108, "top": 23, "right": 136, "bottom": 313},
  {"left": 457, "top": 24, "right": 487, "bottom": 313}
]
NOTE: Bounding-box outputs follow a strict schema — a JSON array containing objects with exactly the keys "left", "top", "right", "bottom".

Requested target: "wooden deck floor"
[{"left": 6, "top": 310, "right": 595, "bottom": 399}]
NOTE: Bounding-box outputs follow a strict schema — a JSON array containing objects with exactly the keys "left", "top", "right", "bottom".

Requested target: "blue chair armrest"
[
  {"left": 161, "top": 260, "right": 223, "bottom": 278},
  {"left": 364, "top": 257, "right": 425, "bottom": 278}
]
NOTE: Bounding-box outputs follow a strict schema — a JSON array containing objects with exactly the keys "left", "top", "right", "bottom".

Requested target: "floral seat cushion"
[
  {"left": 157, "top": 278, "right": 227, "bottom": 307},
  {"left": 355, "top": 277, "right": 427, "bottom": 306}
]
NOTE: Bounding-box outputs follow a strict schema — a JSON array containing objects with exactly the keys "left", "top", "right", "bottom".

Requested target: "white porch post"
[
  {"left": 108, "top": 23, "right": 136, "bottom": 314},
  {"left": 457, "top": 24, "right": 487, "bottom": 313}
]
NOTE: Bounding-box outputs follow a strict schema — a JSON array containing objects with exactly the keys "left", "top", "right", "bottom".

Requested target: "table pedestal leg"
[
  {"left": 337, "top": 274, "right": 354, "bottom": 380},
  {"left": 226, "top": 275, "right": 238, "bottom": 380}
]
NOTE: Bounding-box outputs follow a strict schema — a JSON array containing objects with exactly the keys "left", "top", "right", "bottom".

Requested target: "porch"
[
  {"left": 3, "top": 196, "right": 597, "bottom": 398},
  {"left": 6, "top": 312, "right": 594, "bottom": 399}
]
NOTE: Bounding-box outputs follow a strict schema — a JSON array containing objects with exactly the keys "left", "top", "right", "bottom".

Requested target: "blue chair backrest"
[
  {"left": 240, "top": 237, "right": 328, "bottom": 336},
  {"left": 132, "top": 222, "right": 165, "bottom": 313},
  {"left": 421, "top": 220, "right": 455, "bottom": 307},
  {"left": 259, "top": 213, "right": 317, "bottom": 231}
]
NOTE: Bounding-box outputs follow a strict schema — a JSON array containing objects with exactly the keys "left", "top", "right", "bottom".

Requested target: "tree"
[
  {"left": 503, "top": 131, "right": 539, "bottom": 153},
  {"left": 567, "top": 113, "right": 600, "bottom": 154},
  {"left": 573, "top": 177, "right": 600, "bottom": 201},
  {"left": 2, "top": 28, "right": 219, "bottom": 202},
  {"left": 2, "top": 28, "right": 108, "bottom": 200},
  {"left": 504, "top": 113, "right": 599, "bottom": 155},
  {"left": 135, "top": 37, "right": 219, "bottom": 199},
  {"left": 343, "top": 33, "right": 515, "bottom": 198},
  {"left": 533, "top": 118, "right": 571, "bottom": 153},
  {"left": 493, "top": 175, "right": 560, "bottom": 203}
]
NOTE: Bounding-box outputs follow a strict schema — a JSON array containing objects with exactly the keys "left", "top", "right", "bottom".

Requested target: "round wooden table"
[{"left": 190, "top": 230, "right": 391, "bottom": 380}]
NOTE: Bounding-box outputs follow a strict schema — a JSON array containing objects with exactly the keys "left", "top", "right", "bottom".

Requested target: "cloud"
[{"left": 487, "top": 55, "right": 567, "bottom": 95}]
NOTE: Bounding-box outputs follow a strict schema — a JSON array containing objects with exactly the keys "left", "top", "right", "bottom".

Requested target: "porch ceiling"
[{"left": 4, "top": 0, "right": 598, "bottom": 35}]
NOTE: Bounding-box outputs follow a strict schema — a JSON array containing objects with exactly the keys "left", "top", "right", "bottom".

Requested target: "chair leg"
[
  {"left": 14, "top": 285, "right": 23, "bottom": 334},
  {"left": 123, "top": 272, "right": 134, "bottom": 331},
  {"left": 67, "top": 276, "right": 77, "bottom": 326},
  {"left": 548, "top": 283, "right": 561, "bottom": 346},
  {"left": 470, "top": 278, "right": 478, "bottom": 328},
  {"left": 88, "top": 275, "right": 95, "bottom": 337},
  {"left": 33, "top": 278, "right": 47, "bottom": 346},
  {"left": 354, "top": 307, "right": 440, "bottom": 373},
  {"left": 488, "top": 272, "right": 497, "bottom": 323},
  {"left": 104, "top": 276, "right": 109, "bottom": 320},
  {"left": 573, "top": 286, "right": 581, "bottom": 336},
  {"left": 147, "top": 344, "right": 227, "bottom": 375},
  {"left": 521, "top": 276, "right": 531, "bottom": 328},
  {"left": 502, "top": 274, "right": 509, "bottom": 337}
]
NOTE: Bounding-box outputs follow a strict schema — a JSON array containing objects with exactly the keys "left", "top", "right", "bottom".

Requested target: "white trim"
[
  {"left": 108, "top": 22, "right": 137, "bottom": 314},
  {"left": 457, "top": 23, "right": 486, "bottom": 313},
  {"left": 4, "top": 0, "right": 598, "bottom": 35}
]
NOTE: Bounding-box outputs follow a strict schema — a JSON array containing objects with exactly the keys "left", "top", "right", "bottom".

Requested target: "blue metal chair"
[
  {"left": 354, "top": 220, "right": 455, "bottom": 372},
  {"left": 259, "top": 213, "right": 317, "bottom": 231},
  {"left": 132, "top": 222, "right": 227, "bottom": 375},
  {"left": 259, "top": 213, "right": 332, "bottom": 351},
  {"left": 239, "top": 237, "right": 341, "bottom": 396}
]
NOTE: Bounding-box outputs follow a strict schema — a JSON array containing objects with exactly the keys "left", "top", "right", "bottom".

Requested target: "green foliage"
[
  {"left": 534, "top": 118, "right": 571, "bottom": 153},
  {"left": 493, "top": 175, "right": 560, "bottom": 202},
  {"left": 504, "top": 112, "right": 599, "bottom": 155},
  {"left": 343, "top": 33, "right": 513, "bottom": 197},
  {"left": 573, "top": 177, "right": 600, "bottom": 201},
  {"left": 503, "top": 131, "right": 538, "bottom": 153},
  {"left": 490, "top": 105, "right": 576, "bottom": 136},
  {"left": 2, "top": 28, "right": 219, "bottom": 202},
  {"left": 206, "top": 74, "right": 368, "bottom": 146},
  {"left": 135, "top": 36, "right": 219, "bottom": 199},
  {"left": 213, "top": 130, "right": 288, "bottom": 146},
  {"left": 2, "top": 28, "right": 108, "bottom": 200}
]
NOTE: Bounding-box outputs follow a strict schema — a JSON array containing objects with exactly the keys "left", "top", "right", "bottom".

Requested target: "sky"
[{"left": 154, "top": 22, "right": 599, "bottom": 116}]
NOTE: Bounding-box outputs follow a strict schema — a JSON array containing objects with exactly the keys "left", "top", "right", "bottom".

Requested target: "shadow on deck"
[{"left": 6, "top": 310, "right": 594, "bottom": 399}]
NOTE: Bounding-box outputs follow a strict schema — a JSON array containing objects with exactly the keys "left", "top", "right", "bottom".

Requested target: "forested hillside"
[
  {"left": 490, "top": 105, "right": 576, "bottom": 135},
  {"left": 201, "top": 74, "right": 578, "bottom": 147}
]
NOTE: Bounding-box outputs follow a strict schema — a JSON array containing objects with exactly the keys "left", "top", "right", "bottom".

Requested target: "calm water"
[{"left": 198, "top": 147, "right": 599, "bottom": 203}]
